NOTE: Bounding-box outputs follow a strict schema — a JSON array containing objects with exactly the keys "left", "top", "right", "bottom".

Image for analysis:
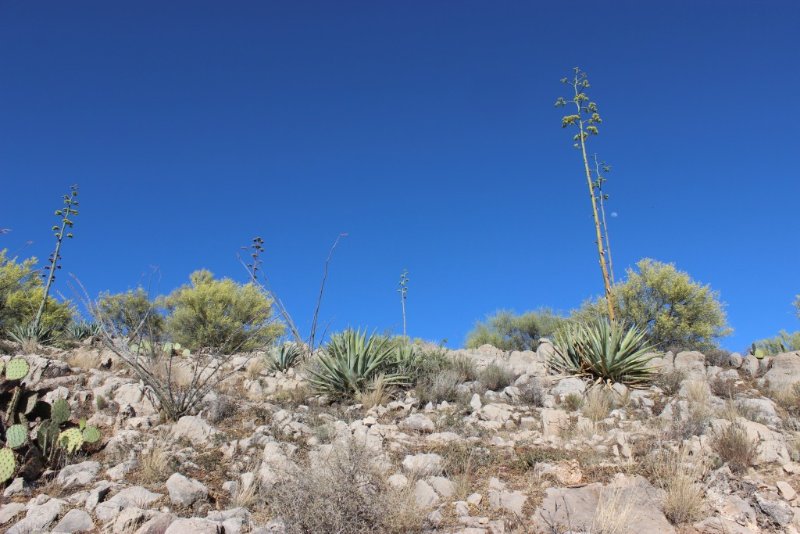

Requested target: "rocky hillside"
[{"left": 3, "top": 342, "right": 800, "bottom": 533}]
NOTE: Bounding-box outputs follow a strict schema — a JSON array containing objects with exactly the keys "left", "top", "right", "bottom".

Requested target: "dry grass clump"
[
  {"left": 583, "top": 387, "right": 613, "bottom": 422},
  {"left": 670, "top": 404, "right": 711, "bottom": 441},
  {"left": 562, "top": 392, "right": 584, "bottom": 411},
  {"left": 138, "top": 446, "right": 174, "bottom": 485},
  {"left": 416, "top": 369, "right": 463, "bottom": 405},
  {"left": 517, "top": 378, "right": 545, "bottom": 407},
  {"left": 591, "top": 486, "right": 634, "bottom": 534},
  {"left": 246, "top": 357, "right": 266, "bottom": 379},
  {"left": 478, "top": 363, "right": 515, "bottom": 391},
  {"left": 356, "top": 374, "right": 391, "bottom": 409},
  {"left": 685, "top": 380, "right": 710, "bottom": 404},
  {"left": 663, "top": 473, "right": 704, "bottom": 524},
  {"left": 265, "top": 440, "right": 424, "bottom": 533},
  {"left": 709, "top": 376, "right": 742, "bottom": 399},
  {"left": 642, "top": 446, "right": 705, "bottom": 525},
  {"left": 712, "top": 422, "right": 759, "bottom": 473},
  {"left": 653, "top": 368, "right": 686, "bottom": 397}
]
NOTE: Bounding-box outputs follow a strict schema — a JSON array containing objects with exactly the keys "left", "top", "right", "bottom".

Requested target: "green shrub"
[
  {"left": 573, "top": 259, "right": 730, "bottom": 351},
  {"left": 552, "top": 318, "right": 655, "bottom": 386},
  {"left": 97, "top": 288, "right": 164, "bottom": 339},
  {"left": 308, "top": 329, "right": 409, "bottom": 398},
  {"left": 753, "top": 330, "right": 800, "bottom": 356},
  {"left": 163, "top": 270, "right": 282, "bottom": 353},
  {"left": 0, "top": 250, "right": 73, "bottom": 338},
  {"left": 466, "top": 309, "right": 564, "bottom": 351}
]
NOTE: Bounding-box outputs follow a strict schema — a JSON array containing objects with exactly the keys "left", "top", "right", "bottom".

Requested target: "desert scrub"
[
  {"left": 478, "top": 362, "right": 515, "bottom": 391},
  {"left": 96, "top": 288, "right": 164, "bottom": 340},
  {"left": 653, "top": 368, "right": 686, "bottom": 396},
  {"left": 466, "top": 309, "right": 565, "bottom": 351},
  {"left": 552, "top": 318, "right": 654, "bottom": 386},
  {"left": 712, "top": 422, "right": 759, "bottom": 473},
  {"left": 583, "top": 387, "right": 613, "bottom": 422},
  {"left": 517, "top": 378, "right": 545, "bottom": 407},
  {"left": 264, "top": 439, "right": 423, "bottom": 534},
  {"left": 562, "top": 392, "right": 584, "bottom": 411},
  {"left": 406, "top": 347, "right": 477, "bottom": 405},
  {"left": 163, "top": 269, "right": 283, "bottom": 353}
]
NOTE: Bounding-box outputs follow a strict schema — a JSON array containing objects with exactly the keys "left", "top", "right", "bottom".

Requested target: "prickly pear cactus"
[
  {"left": 0, "top": 447, "right": 14, "bottom": 483},
  {"left": 82, "top": 425, "right": 101, "bottom": 444},
  {"left": 5, "top": 424, "right": 28, "bottom": 449},
  {"left": 51, "top": 398, "right": 71, "bottom": 425},
  {"left": 4, "top": 358, "right": 30, "bottom": 381},
  {"left": 58, "top": 428, "right": 83, "bottom": 454}
]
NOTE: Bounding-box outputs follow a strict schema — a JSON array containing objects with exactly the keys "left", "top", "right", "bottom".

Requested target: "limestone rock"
[
  {"left": 166, "top": 473, "right": 209, "bottom": 507},
  {"left": 402, "top": 453, "right": 442, "bottom": 476},
  {"left": 172, "top": 415, "right": 218, "bottom": 446},
  {"left": 52, "top": 509, "right": 94, "bottom": 533}
]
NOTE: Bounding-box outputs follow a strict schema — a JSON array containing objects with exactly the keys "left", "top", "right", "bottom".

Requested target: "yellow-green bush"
[
  {"left": 573, "top": 259, "right": 730, "bottom": 351},
  {"left": 465, "top": 309, "right": 564, "bottom": 351},
  {"left": 163, "top": 270, "right": 282, "bottom": 353},
  {"left": 754, "top": 330, "right": 800, "bottom": 355},
  {"left": 97, "top": 287, "right": 164, "bottom": 339},
  {"left": 0, "top": 250, "right": 73, "bottom": 336}
]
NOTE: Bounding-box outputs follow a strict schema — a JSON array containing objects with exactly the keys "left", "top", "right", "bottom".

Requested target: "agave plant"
[
  {"left": 67, "top": 320, "right": 100, "bottom": 341},
  {"left": 268, "top": 343, "right": 304, "bottom": 372},
  {"left": 552, "top": 319, "right": 655, "bottom": 386},
  {"left": 9, "top": 322, "right": 56, "bottom": 347},
  {"left": 308, "top": 329, "right": 410, "bottom": 397}
]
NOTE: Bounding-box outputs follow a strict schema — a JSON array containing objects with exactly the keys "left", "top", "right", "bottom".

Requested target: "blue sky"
[{"left": 1, "top": 1, "right": 798, "bottom": 351}]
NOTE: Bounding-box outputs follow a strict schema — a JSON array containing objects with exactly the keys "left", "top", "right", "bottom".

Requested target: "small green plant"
[
  {"left": 552, "top": 318, "right": 654, "bottom": 386},
  {"left": 308, "top": 329, "right": 409, "bottom": 398},
  {"left": 32, "top": 185, "right": 79, "bottom": 334},
  {"left": 268, "top": 343, "right": 303, "bottom": 372}
]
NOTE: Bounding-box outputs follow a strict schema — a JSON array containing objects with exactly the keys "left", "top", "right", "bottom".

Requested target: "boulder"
[
  {"left": 551, "top": 377, "right": 586, "bottom": 399},
  {"left": 172, "top": 415, "right": 217, "bottom": 446},
  {"left": 57, "top": 461, "right": 101, "bottom": 489},
  {"left": 166, "top": 473, "right": 208, "bottom": 507},
  {"left": 532, "top": 476, "right": 674, "bottom": 533},
  {"left": 761, "top": 351, "right": 800, "bottom": 392},
  {"left": 400, "top": 413, "right": 435, "bottom": 433},
  {"left": 402, "top": 453, "right": 442, "bottom": 476}
]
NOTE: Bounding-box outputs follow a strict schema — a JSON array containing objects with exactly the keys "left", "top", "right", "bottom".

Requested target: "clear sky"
[{"left": 1, "top": 1, "right": 798, "bottom": 351}]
